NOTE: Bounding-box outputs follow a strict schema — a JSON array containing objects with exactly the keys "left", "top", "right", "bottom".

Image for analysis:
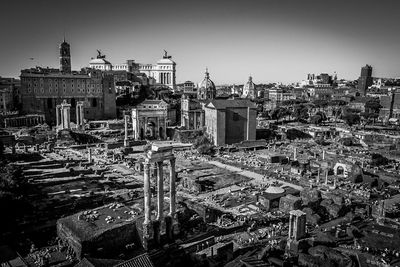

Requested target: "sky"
[{"left": 1, "top": 0, "right": 400, "bottom": 84}]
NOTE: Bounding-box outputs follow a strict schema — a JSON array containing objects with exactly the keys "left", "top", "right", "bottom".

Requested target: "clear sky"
[{"left": 1, "top": 0, "right": 400, "bottom": 84}]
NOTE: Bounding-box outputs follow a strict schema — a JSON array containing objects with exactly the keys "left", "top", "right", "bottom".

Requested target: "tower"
[
  {"left": 59, "top": 38, "right": 71, "bottom": 73},
  {"left": 358, "top": 64, "right": 373, "bottom": 96}
]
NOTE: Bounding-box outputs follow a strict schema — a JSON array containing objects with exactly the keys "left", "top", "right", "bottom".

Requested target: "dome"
[
  {"left": 242, "top": 76, "right": 257, "bottom": 99},
  {"left": 265, "top": 186, "right": 285, "bottom": 194},
  {"left": 198, "top": 68, "right": 216, "bottom": 100}
]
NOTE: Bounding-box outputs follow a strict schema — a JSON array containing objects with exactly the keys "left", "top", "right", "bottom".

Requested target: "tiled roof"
[
  {"left": 206, "top": 99, "right": 257, "bottom": 109},
  {"left": 113, "top": 253, "right": 154, "bottom": 267}
]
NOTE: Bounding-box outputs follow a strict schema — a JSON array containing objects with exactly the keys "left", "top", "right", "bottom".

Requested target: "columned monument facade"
[{"left": 142, "top": 144, "right": 177, "bottom": 250}]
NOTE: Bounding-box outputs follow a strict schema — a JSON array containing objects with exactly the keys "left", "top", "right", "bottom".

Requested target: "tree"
[
  {"left": 371, "top": 153, "right": 389, "bottom": 166},
  {"left": 361, "top": 112, "right": 379, "bottom": 126},
  {"left": 315, "top": 111, "right": 327, "bottom": 122},
  {"left": 365, "top": 98, "right": 382, "bottom": 114},
  {"left": 270, "top": 107, "right": 291, "bottom": 122},
  {"left": 0, "top": 163, "right": 25, "bottom": 194},
  {"left": 313, "top": 99, "right": 328, "bottom": 111},
  {"left": 342, "top": 113, "right": 360, "bottom": 126},
  {"left": 193, "top": 135, "right": 214, "bottom": 155},
  {"left": 293, "top": 104, "right": 309, "bottom": 122},
  {"left": 310, "top": 115, "right": 323, "bottom": 125}
]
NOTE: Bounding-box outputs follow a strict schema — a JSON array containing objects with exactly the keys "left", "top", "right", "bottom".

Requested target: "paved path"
[{"left": 208, "top": 160, "right": 303, "bottom": 191}]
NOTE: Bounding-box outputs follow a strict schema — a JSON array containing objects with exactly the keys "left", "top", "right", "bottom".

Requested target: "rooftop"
[{"left": 206, "top": 99, "right": 257, "bottom": 109}]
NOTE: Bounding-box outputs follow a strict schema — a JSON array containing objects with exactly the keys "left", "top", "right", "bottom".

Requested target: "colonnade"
[
  {"left": 4, "top": 115, "right": 45, "bottom": 128},
  {"left": 142, "top": 149, "right": 176, "bottom": 250},
  {"left": 56, "top": 100, "right": 71, "bottom": 130}
]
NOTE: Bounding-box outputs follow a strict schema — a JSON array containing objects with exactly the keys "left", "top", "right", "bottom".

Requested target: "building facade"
[
  {"left": 20, "top": 40, "right": 116, "bottom": 125},
  {"left": 132, "top": 100, "right": 168, "bottom": 140},
  {"left": 89, "top": 50, "right": 113, "bottom": 71},
  {"left": 0, "top": 77, "right": 20, "bottom": 112},
  {"left": 181, "top": 96, "right": 204, "bottom": 130},
  {"left": 204, "top": 99, "right": 257, "bottom": 146},
  {"left": 136, "top": 51, "right": 176, "bottom": 90}
]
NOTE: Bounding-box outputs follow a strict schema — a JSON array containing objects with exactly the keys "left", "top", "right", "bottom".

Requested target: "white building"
[
  {"left": 89, "top": 50, "right": 112, "bottom": 71},
  {"left": 138, "top": 51, "right": 176, "bottom": 90}
]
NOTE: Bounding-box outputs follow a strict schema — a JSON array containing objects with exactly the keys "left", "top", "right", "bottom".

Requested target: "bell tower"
[{"left": 59, "top": 37, "right": 71, "bottom": 73}]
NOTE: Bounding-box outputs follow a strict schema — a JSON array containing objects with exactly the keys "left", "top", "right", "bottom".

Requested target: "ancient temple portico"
[
  {"left": 142, "top": 144, "right": 176, "bottom": 250},
  {"left": 56, "top": 100, "right": 71, "bottom": 130}
]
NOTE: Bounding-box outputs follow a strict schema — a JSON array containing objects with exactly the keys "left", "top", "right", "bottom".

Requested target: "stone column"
[
  {"left": 200, "top": 111, "right": 204, "bottom": 128},
  {"left": 56, "top": 106, "right": 60, "bottom": 127},
  {"left": 88, "top": 148, "right": 92, "bottom": 163},
  {"left": 132, "top": 110, "right": 136, "bottom": 139},
  {"left": 317, "top": 168, "right": 320, "bottom": 183},
  {"left": 169, "top": 157, "right": 176, "bottom": 217},
  {"left": 156, "top": 161, "right": 164, "bottom": 222},
  {"left": 144, "top": 117, "right": 148, "bottom": 138},
  {"left": 76, "top": 105, "right": 80, "bottom": 129},
  {"left": 80, "top": 105, "right": 84, "bottom": 125},
  {"left": 66, "top": 107, "right": 70, "bottom": 129},
  {"left": 124, "top": 115, "right": 129, "bottom": 146},
  {"left": 194, "top": 112, "right": 197, "bottom": 130},
  {"left": 157, "top": 117, "right": 160, "bottom": 139},
  {"left": 294, "top": 147, "right": 297, "bottom": 161},
  {"left": 143, "top": 162, "right": 151, "bottom": 250},
  {"left": 322, "top": 150, "right": 325, "bottom": 160},
  {"left": 325, "top": 170, "right": 328, "bottom": 185},
  {"left": 166, "top": 157, "right": 176, "bottom": 241}
]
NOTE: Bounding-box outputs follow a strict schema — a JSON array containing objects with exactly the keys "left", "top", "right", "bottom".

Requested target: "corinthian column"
[
  {"left": 156, "top": 161, "right": 164, "bottom": 222},
  {"left": 169, "top": 157, "right": 176, "bottom": 217},
  {"left": 143, "top": 161, "right": 151, "bottom": 250}
]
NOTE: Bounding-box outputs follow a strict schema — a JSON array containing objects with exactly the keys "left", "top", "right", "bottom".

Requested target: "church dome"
[
  {"left": 198, "top": 68, "right": 216, "bottom": 100},
  {"left": 199, "top": 71, "right": 215, "bottom": 89},
  {"left": 242, "top": 76, "right": 257, "bottom": 99}
]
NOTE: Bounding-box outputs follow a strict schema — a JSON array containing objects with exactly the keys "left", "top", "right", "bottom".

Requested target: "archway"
[
  {"left": 146, "top": 121, "right": 155, "bottom": 139},
  {"left": 336, "top": 166, "right": 344, "bottom": 176}
]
